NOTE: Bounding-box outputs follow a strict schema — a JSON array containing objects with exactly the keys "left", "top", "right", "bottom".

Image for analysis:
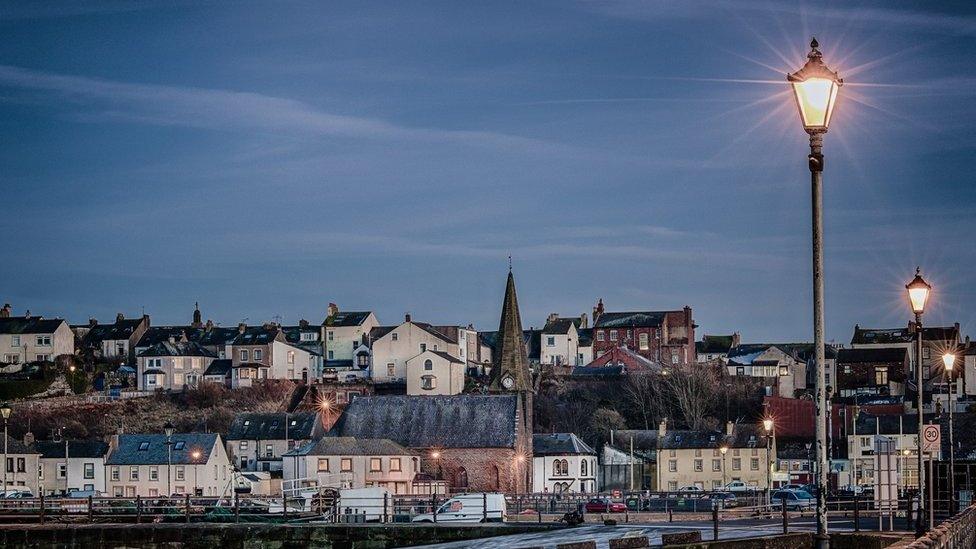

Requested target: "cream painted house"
[
  {"left": 0, "top": 435, "right": 41, "bottom": 494},
  {"left": 406, "top": 350, "right": 464, "bottom": 396},
  {"left": 0, "top": 311, "right": 74, "bottom": 365},
  {"left": 282, "top": 437, "right": 419, "bottom": 495},
  {"left": 369, "top": 317, "right": 460, "bottom": 383},
  {"left": 136, "top": 340, "right": 218, "bottom": 391},
  {"left": 321, "top": 306, "right": 379, "bottom": 363},
  {"left": 34, "top": 440, "right": 109, "bottom": 495},
  {"left": 540, "top": 316, "right": 581, "bottom": 367},
  {"left": 105, "top": 433, "right": 233, "bottom": 497}
]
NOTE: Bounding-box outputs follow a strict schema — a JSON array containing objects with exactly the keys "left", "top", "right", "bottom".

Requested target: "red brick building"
[{"left": 591, "top": 300, "right": 696, "bottom": 365}]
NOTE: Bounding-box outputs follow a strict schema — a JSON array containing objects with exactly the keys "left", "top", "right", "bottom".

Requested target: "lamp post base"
[{"left": 814, "top": 532, "right": 830, "bottom": 549}]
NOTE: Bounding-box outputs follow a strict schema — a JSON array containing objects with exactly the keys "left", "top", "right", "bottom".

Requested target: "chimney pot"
[
  {"left": 405, "top": 313, "right": 411, "bottom": 323},
  {"left": 22, "top": 432, "right": 34, "bottom": 447},
  {"left": 116, "top": 313, "right": 125, "bottom": 323},
  {"left": 726, "top": 421, "right": 734, "bottom": 436},
  {"left": 238, "top": 323, "right": 247, "bottom": 334},
  {"left": 0, "top": 304, "right": 10, "bottom": 318},
  {"left": 658, "top": 418, "right": 667, "bottom": 436},
  {"left": 89, "top": 318, "right": 98, "bottom": 327}
]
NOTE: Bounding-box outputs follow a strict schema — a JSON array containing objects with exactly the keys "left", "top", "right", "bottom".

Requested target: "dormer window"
[
  {"left": 174, "top": 441, "right": 186, "bottom": 450},
  {"left": 138, "top": 442, "right": 150, "bottom": 451}
]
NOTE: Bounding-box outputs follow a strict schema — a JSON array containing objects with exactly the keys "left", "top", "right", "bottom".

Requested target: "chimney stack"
[
  {"left": 405, "top": 313, "right": 412, "bottom": 323},
  {"left": 579, "top": 312, "right": 588, "bottom": 329},
  {"left": 547, "top": 313, "right": 559, "bottom": 324},
  {"left": 22, "top": 432, "right": 35, "bottom": 447},
  {"left": 299, "top": 319, "right": 309, "bottom": 329},
  {"left": 89, "top": 318, "right": 98, "bottom": 327},
  {"left": 0, "top": 304, "right": 10, "bottom": 318},
  {"left": 726, "top": 421, "right": 734, "bottom": 436},
  {"left": 116, "top": 313, "right": 125, "bottom": 323},
  {"left": 326, "top": 303, "right": 338, "bottom": 318},
  {"left": 24, "top": 309, "right": 31, "bottom": 319},
  {"left": 658, "top": 417, "right": 667, "bottom": 436},
  {"left": 238, "top": 322, "right": 247, "bottom": 334}
]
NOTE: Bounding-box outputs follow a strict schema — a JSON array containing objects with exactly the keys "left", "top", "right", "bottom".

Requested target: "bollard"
[
  {"left": 39, "top": 493, "right": 45, "bottom": 524},
  {"left": 781, "top": 497, "right": 788, "bottom": 534},
  {"left": 907, "top": 493, "right": 913, "bottom": 530},
  {"left": 136, "top": 495, "right": 142, "bottom": 524},
  {"left": 668, "top": 508, "right": 673, "bottom": 522},
  {"left": 483, "top": 492, "right": 488, "bottom": 523},
  {"left": 234, "top": 493, "right": 240, "bottom": 523},
  {"left": 383, "top": 492, "right": 389, "bottom": 524},
  {"left": 432, "top": 495, "right": 437, "bottom": 523},
  {"left": 712, "top": 503, "right": 719, "bottom": 541},
  {"left": 89, "top": 495, "right": 95, "bottom": 522},
  {"left": 283, "top": 493, "right": 288, "bottom": 521},
  {"left": 185, "top": 494, "right": 191, "bottom": 523},
  {"left": 853, "top": 494, "right": 860, "bottom": 532}
]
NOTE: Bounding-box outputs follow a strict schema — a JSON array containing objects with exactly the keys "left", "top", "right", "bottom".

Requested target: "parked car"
[
  {"left": 710, "top": 492, "right": 738, "bottom": 508},
  {"left": 771, "top": 490, "right": 815, "bottom": 510},
  {"left": 0, "top": 490, "right": 33, "bottom": 499},
  {"left": 723, "top": 481, "right": 757, "bottom": 493},
  {"left": 584, "top": 498, "right": 627, "bottom": 513},
  {"left": 782, "top": 484, "right": 810, "bottom": 494},
  {"left": 677, "top": 485, "right": 704, "bottom": 493},
  {"left": 411, "top": 493, "right": 506, "bottom": 523}
]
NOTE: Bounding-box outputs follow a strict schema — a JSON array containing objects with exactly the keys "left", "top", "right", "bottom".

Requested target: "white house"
[
  {"left": 0, "top": 309, "right": 74, "bottom": 365},
  {"left": 369, "top": 316, "right": 460, "bottom": 383},
  {"left": 540, "top": 315, "right": 583, "bottom": 367},
  {"left": 321, "top": 306, "right": 379, "bottom": 363},
  {"left": 406, "top": 350, "right": 465, "bottom": 396},
  {"left": 105, "top": 433, "right": 233, "bottom": 497},
  {"left": 282, "top": 437, "right": 419, "bottom": 495},
  {"left": 532, "top": 433, "right": 597, "bottom": 494},
  {"left": 34, "top": 439, "right": 109, "bottom": 495},
  {"left": 225, "top": 412, "right": 323, "bottom": 473},
  {"left": 136, "top": 339, "right": 218, "bottom": 391}
]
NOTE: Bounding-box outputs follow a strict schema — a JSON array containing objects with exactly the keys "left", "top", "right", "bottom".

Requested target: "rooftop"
[
  {"left": 105, "top": 433, "right": 219, "bottom": 465},
  {"left": 0, "top": 316, "right": 66, "bottom": 336},
  {"left": 285, "top": 437, "right": 413, "bottom": 457},
  {"left": 225, "top": 412, "right": 320, "bottom": 441},
  {"left": 533, "top": 433, "right": 596, "bottom": 456}
]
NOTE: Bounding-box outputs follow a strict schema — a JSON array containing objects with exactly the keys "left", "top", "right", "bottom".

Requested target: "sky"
[{"left": 1, "top": 1, "right": 975, "bottom": 344}]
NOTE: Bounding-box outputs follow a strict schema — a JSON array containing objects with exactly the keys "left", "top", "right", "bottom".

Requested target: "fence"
[{"left": 904, "top": 503, "right": 976, "bottom": 549}]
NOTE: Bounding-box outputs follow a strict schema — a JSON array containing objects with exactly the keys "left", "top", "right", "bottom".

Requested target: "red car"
[{"left": 584, "top": 498, "right": 627, "bottom": 513}]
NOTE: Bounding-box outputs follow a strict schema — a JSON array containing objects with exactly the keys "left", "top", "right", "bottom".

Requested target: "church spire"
[
  {"left": 192, "top": 302, "right": 202, "bottom": 328},
  {"left": 489, "top": 270, "right": 531, "bottom": 392}
]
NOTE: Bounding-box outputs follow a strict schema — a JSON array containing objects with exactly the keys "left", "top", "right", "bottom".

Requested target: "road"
[{"left": 411, "top": 516, "right": 910, "bottom": 549}]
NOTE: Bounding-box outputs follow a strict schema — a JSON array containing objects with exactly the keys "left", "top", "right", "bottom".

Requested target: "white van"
[{"left": 412, "top": 493, "right": 506, "bottom": 523}]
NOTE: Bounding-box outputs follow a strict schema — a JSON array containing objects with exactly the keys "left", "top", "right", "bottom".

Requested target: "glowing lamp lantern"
[
  {"left": 788, "top": 38, "right": 842, "bottom": 133},
  {"left": 943, "top": 353, "right": 956, "bottom": 372},
  {"left": 762, "top": 418, "right": 774, "bottom": 433},
  {"left": 906, "top": 268, "right": 931, "bottom": 315}
]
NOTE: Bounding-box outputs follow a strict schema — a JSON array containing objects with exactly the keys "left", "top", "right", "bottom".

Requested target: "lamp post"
[
  {"left": 164, "top": 422, "right": 175, "bottom": 496},
  {"left": 788, "top": 37, "right": 842, "bottom": 549},
  {"left": 942, "top": 353, "right": 956, "bottom": 514},
  {"left": 902, "top": 449, "right": 911, "bottom": 497},
  {"left": 191, "top": 450, "right": 202, "bottom": 496},
  {"left": 763, "top": 418, "right": 774, "bottom": 507},
  {"left": 0, "top": 403, "right": 10, "bottom": 492},
  {"left": 720, "top": 446, "right": 729, "bottom": 488},
  {"left": 906, "top": 268, "right": 930, "bottom": 536}
]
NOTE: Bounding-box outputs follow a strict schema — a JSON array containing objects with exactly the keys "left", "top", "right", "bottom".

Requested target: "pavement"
[{"left": 411, "top": 516, "right": 911, "bottom": 549}]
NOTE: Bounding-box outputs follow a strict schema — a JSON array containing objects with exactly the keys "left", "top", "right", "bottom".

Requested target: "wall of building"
[
  {"left": 370, "top": 323, "right": 458, "bottom": 383},
  {"left": 406, "top": 353, "right": 464, "bottom": 396},
  {"left": 531, "top": 454, "right": 596, "bottom": 494},
  {"left": 38, "top": 457, "right": 106, "bottom": 495},
  {"left": 283, "top": 453, "right": 418, "bottom": 494},
  {"left": 657, "top": 446, "right": 770, "bottom": 492}
]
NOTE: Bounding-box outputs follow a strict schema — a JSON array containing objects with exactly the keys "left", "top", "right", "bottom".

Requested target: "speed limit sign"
[{"left": 921, "top": 424, "right": 941, "bottom": 454}]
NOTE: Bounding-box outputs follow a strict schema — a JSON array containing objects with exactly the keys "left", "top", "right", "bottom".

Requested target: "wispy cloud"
[{"left": 0, "top": 64, "right": 568, "bottom": 153}]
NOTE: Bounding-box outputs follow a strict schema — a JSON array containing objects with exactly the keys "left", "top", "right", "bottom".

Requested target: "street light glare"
[
  {"left": 943, "top": 353, "right": 955, "bottom": 371},
  {"left": 788, "top": 38, "right": 842, "bottom": 133},
  {"left": 762, "top": 418, "right": 774, "bottom": 432},
  {"left": 906, "top": 267, "right": 931, "bottom": 315}
]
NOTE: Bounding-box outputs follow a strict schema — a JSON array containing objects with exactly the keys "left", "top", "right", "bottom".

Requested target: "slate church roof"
[{"left": 330, "top": 394, "right": 519, "bottom": 449}]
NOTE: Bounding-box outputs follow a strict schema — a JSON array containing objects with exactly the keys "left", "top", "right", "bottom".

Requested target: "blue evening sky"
[{"left": 1, "top": 1, "right": 974, "bottom": 344}]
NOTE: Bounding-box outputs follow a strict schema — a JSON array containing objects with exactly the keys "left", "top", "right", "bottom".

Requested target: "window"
[
  {"left": 732, "top": 458, "right": 741, "bottom": 471},
  {"left": 370, "top": 458, "right": 382, "bottom": 472},
  {"left": 547, "top": 337, "right": 555, "bottom": 347},
  {"left": 597, "top": 331, "right": 605, "bottom": 342},
  {"left": 341, "top": 458, "right": 353, "bottom": 472},
  {"left": 668, "top": 481, "right": 678, "bottom": 491},
  {"left": 751, "top": 458, "right": 759, "bottom": 471},
  {"left": 317, "top": 458, "right": 330, "bottom": 472},
  {"left": 113, "top": 486, "right": 124, "bottom": 497},
  {"left": 668, "top": 460, "right": 677, "bottom": 472},
  {"left": 287, "top": 351, "right": 295, "bottom": 364},
  {"left": 694, "top": 449, "right": 702, "bottom": 457},
  {"left": 390, "top": 458, "right": 401, "bottom": 472},
  {"left": 111, "top": 467, "right": 120, "bottom": 481},
  {"left": 713, "top": 480, "right": 722, "bottom": 490},
  {"left": 581, "top": 459, "right": 587, "bottom": 476},
  {"left": 240, "top": 441, "right": 249, "bottom": 450},
  {"left": 420, "top": 375, "right": 437, "bottom": 390},
  {"left": 553, "top": 461, "right": 562, "bottom": 476},
  {"left": 240, "top": 349, "right": 249, "bottom": 362},
  {"left": 253, "top": 349, "right": 262, "bottom": 361},
  {"left": 173, "top": 441, "right": 185, "bottom": 451},
  {"left": 84, "top": 463, "right": 95, "bottom": 479},
  {"left": 35, "top": 354, "right": 50, "bottom": 362},
  {"left": 694, "top": 459, "right": 703, "bottom": 472},
  {"left": 57, "top": 464, "right": 67, "bottom": 479},
  {"left": 3, "top": 354, "right": 19, "bottom": 364},
  {"left": 922, "top": 347, "right": 930, "bottom": 359},
  {"left": 736, "top": 367, "right": 744, "bottom": 376},
  {"left": 36, "top": 335, "right": 51, "bottom": 346},
  {"left": 10, "top": 336, "right": 19, "bottom": 347},
  {"left": 327, "top": 351, "right": 334, "bottom": 360},
  {"left": 265, "top": 444, "right": 273, "bottom": 458},
  {"left": 779, "top": 366, "right": 789, "bottom": 376},
  {"left": 301, "top": 332, "right": 316, "bottom": 342},
  {"left": 327, "top": 331, "right": 334, "bottom": 341},
  {"left": 713, "top": 459, "right": 721, "bottom": 471},
  {"left": 419, "top": 343, "right": 427, "bottom": 353},
  {"left": 148, "top": 488, "right": 158, "bottom": 497},
  {"left": 610, "top": 330, "right": 618, "bottom": 342},
  {"left": 387, "top": 363, "right": 395, "bottom": 377},
  {"left": 423, "top": 359, "right": 434, "bottom": 371},
  {"left": 672, "top": 354, "right": 679, "bottom": 365},
  {"left": 639, "top": 333, "right": 649, "bottom": 350},
  {"left": 357, "top": 354, "right": 369, "bottom": 367},
  {"left": 176, "top": 466, "right": 185, "bottom": 481},
  {"left": 875, "top": 367, "right": 888, "bottom": 385},
  {"left": 149, "top": 466, "right": 159, "bottom": 481},
  {"left": 139, "top": 442, "right": 150, "bottom": 451},
  {"left": 391, "top": 333, "right": 398, "bottom": 341},
  {"left": 130, "top": 466, "right": 139, "bottom": 481}
]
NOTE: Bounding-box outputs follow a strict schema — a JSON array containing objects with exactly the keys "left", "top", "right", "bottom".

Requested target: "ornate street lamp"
[
  {"left": 0, "top": 403, "right": 11, "bottom": 493},
  {"left": 720, "top": 446, "right": 729, "bottom": 488},
  {"left": 763, "top": 418, "right": 775, "bottom": 506},
  {"left": 788, "top": 38, "right": 842, "bottom": 549},
  {"left": 164, "top": 422, "right": 175, "bottom": 496},
  {"left": 942, "top": 353, "right": 956, "bottom": 513},
  {"left": 906, "top": 268, "right": 930, "bottom": 536}
]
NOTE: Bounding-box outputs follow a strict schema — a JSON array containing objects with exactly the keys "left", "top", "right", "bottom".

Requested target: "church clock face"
[{"left": 501, "top": 375, "right": 515, "bottom": 389}]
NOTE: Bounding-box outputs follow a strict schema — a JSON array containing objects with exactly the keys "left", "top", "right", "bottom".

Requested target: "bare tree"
[{"left": 662, "top": 365, "right": 718, "bottom": 431}]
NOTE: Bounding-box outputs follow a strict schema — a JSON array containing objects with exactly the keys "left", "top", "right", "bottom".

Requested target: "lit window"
[
  {"left": 341, "top": 458, "right": 353, "bottom": 472},
  {"left": 317, "top": 458, "right": 330, "bottom": 472},
  {"left": 610, "top": 330, "right": 618, "bottom": 342},
  {"left": 639, "top": 333, "right": 649, "bottom": 350},
  {"left": 421, "top": 375, "right": 437, "bottom": 390},
  {"left": 370, "top": 458, "right": 382, "bottom": 472}
]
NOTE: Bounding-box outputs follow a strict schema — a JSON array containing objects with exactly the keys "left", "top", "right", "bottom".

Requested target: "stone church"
[{"left": 329, "top": 270, "right": 534, "bottom": 492}]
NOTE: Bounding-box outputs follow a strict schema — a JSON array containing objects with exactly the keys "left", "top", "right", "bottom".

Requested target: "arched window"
[
  {"left": 581, "top": 459, "right": 587, "bottom": 476},
  {"left": 424, "top": 359, "right": 433, "bottom": 371},
  {"left": 456, "top": 467, "right": 468, "bottom": 488},
  {"left": 560, "top": 459, "right": 569, "bottom": 476},
  {"left": 552, "top": 460, "right": 561, "bottom": 476}
]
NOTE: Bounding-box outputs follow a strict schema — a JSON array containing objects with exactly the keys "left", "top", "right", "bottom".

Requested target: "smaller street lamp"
[
  {"left": 191, "top": 450, "right": 202, "bottom": 496},
  {"left": 164, "top": 422, "right": 175, "bottom": 496},
  {"left": 906, "top": 267, "right": 931, "bottom": 537},
  {"left": 763, "top": 418, "right": 775, "bottom": 506},
  {"left": 1, "top": 403, "right": 11, "bottom": 492},
  {"left": 720, "top": 446, "right": 729, "bottom": 489},
  {"left": 943, "top": 353, "right": 957, "bottom": 513}
]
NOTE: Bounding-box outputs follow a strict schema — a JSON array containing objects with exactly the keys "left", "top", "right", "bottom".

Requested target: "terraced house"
[
  {"left": 591, "top": 300, "right": 696, "bottom": 366},
  {"left": 105, "top": 433, "right": 232, "bottom": 497},
  {"left": 0, "top": 306, "right": 73, "bottom": 365},
  {"left": 225, "top": 412, "right": 323, "bottom": 473}
]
